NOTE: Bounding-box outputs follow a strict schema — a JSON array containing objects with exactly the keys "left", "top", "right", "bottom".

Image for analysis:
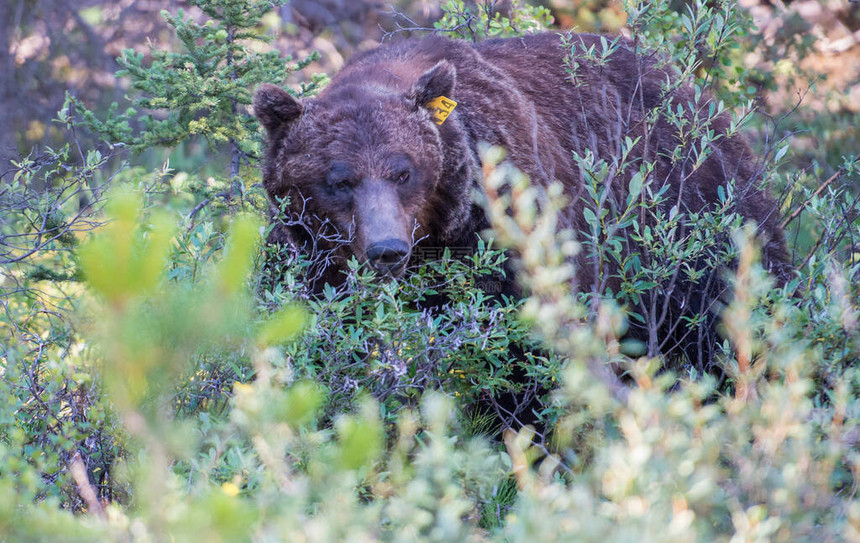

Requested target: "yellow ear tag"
[{"left": 426, "top": 96, "right": 457, "bottom": 125}]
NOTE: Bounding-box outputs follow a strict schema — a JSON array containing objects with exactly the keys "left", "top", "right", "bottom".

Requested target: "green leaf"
[
  {"left": 335, "top": 400, "right": 382, "bottom": 470},
  {"left": 276, "top": 381, "right": 327, "bottom": 428},
  {"left": 215, "top": 214, "right": 262, "bottom": 295},
  {"left": 257, "top": 305, "right": 305, "bottom": 346}
]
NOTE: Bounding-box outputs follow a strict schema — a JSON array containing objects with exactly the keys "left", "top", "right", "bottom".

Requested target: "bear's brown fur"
[{"left": 254, "top": 32, "right": 790, "bottom": 369}]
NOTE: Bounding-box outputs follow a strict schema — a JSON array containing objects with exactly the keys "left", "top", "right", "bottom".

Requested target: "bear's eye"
[
  {"left": 327, "top": 163, "right": 355, "bottom": 193},
  {"left": 395, "top": 170, "right": 410, "bottom": 185},
  {"left": 331, "top": 179, "right": 351, "bottom": 192}
]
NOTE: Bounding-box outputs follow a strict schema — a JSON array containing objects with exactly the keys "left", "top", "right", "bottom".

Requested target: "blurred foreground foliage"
[{"left": 1, "top": 0, "right": 859, "bottom": 541}]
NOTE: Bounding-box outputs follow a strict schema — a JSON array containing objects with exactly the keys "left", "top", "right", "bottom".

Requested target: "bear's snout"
[
  {"left": 365, "top": 239, "right": 410, "bottom": 276},
  {"left": 351, "top": 179, "right": 411, "bottom": 276}
]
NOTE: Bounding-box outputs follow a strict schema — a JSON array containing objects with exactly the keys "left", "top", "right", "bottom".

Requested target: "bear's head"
[{"left": 254, "top": 61, "right": 467, "bottom": 278}]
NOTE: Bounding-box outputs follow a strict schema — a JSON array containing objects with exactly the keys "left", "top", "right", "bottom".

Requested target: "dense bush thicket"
[{"left": 1, "top": 0, "right": 858, "bottom": 541}]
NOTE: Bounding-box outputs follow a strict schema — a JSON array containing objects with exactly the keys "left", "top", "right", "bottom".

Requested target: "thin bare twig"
[
  {"left": 780, "top": 168, "right": 843, "bottom": 230},
  {"left": 380, "top": 7, "right": 477, "bottom": 41}
]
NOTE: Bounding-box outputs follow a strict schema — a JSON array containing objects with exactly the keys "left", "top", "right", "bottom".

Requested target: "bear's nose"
[{"left": 365, "top": 239, "right": 410, "bottom": 275}]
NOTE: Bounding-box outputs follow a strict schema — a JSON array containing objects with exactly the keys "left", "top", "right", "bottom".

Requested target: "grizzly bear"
[{"left": 254, "top": 32, "right": 790, "bottom": 371}]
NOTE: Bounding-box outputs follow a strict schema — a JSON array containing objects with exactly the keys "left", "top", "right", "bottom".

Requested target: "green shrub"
[
  {"left": 483, "top": 149, "right": 859, "bottom": 542},
  {"left": 1, "top": 0, "right": 858, "bottom": 541}
]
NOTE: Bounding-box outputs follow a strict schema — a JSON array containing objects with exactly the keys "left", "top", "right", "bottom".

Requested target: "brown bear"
[{"left": 254, "top": 32, "right": 790, "bottom": 371}]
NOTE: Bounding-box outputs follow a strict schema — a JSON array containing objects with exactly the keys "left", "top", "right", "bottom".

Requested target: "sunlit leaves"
[{"left": 79, "top": 189, "right": 174, "bottom": 306}]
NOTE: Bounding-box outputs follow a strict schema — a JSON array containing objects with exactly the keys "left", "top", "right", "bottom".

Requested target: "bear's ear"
[
  {"left": 254, "top": 84, "right": 303, "bottom": 134},
  {"left": 409, "top": 61, "right": 456, "bottom": 109}
]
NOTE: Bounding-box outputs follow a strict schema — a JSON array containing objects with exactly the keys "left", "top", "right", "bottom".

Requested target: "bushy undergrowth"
[{"left": 1, "top": 0, "right": 858, "bottom": 541}]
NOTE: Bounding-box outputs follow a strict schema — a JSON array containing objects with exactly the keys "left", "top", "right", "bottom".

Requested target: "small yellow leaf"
[{"left": 221, "top": 482, "right": 240, "bottom": 497}]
